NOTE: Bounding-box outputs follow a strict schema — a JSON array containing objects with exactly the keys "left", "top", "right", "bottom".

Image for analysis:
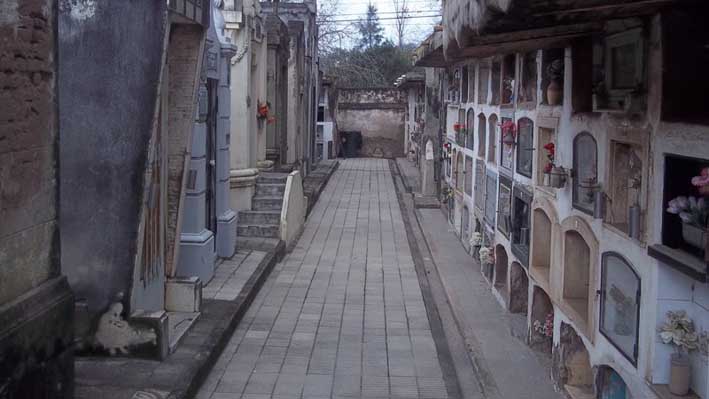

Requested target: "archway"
[
  {"left": 597, "top": 366, "right": 632, "bottom": 399},
  {"left": 477, "top": 113, "right": 487, "bottom": 159},
  {"left": 488, "top": 114, "right": 498, "bottom": 165},
  {"left": 494, "top": 245, "right": 509, "bottom": 301},
  {"left": 531, "top": 208, "right": 552, "bottom": 287},
  {"left": 509, "top": 262, "right": 528, "bottom": 314},
  {"left": 563, "top": 230, "right": 591, "bottom": 325},
  {"left": 530, "top": 286, "right": 553, "bottom": 353},
  {"left": 553, "top": 322, "right": 594, "bottom": 396}
]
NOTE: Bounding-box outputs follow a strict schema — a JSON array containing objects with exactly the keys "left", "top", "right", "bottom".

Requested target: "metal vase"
[{"left": 682, "top": 223, "right": 707, "bottom": 250}]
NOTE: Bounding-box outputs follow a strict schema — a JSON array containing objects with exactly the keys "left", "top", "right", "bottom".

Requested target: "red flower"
[
  {"left": 543, "top": 142, "right": 555, "bottom": 154},
  {"left": 544, "top": 163, "right": 553, "bottom": 173}
]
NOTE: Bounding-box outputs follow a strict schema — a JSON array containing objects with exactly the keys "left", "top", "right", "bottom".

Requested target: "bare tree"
[
  {"left": 392, "top": 0, "right": 410, "bottom": 48},
  {"left": 317, "top": 0, "right": 355, "bottom": 55}
]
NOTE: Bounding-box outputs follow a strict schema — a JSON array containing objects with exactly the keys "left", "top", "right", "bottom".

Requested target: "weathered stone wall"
[
  {"left": 336, "top": 88, "right": 406, "bottom": 158},
  {"left": 58, "top": 1, "right": 167, "bottom": 320},
  {"left": 1, "top": 1, "right": 74, "bottom": 396}
]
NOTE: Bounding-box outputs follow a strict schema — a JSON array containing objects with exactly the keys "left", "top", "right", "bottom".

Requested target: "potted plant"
[
  {"left": 667, "top": 196, "right": 709, "bottom": 250},
  {"left": 500, "top": 120, "right": 516, "bottom": 147},
  {"left": 692, "top": 167, "right": 709, "bottom": 196},
  {"left": 545, "top": 59, "right": 564, "bottom": 106},
  {"left": 542, "top": 142, "right": 567, "bottom": 188},
  {"left": 659, "top": 310, "right": 699, "bottom": 395}
]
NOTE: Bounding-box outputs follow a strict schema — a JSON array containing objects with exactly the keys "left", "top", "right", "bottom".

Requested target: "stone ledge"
[
  {"left": 303, "top": 160, "right": 340, "bottom": 217},
  {"left": 74, "top": 240, "right": 286, "bottom": 399}
]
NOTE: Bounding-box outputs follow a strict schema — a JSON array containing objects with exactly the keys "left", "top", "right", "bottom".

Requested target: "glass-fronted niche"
[
  {"left": 498, "top": 175, "right": 512, "bottom": 237},
  {"left": 485, "top": 172, "right": 498, "bottom": 228},
  {"left": 600, "top": 252, "right": 640, "bottom": 364},
  {"left": 512, "top": 185, "right": 532, "bottom": 266}
]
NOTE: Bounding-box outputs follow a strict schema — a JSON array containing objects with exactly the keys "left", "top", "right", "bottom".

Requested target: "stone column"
[
  {"left": 217, "top": 43, "right": 238, "bottom": 257},
  {"left": 177, "top": 82, "right": 216, "bottom": 283},
  {"left": 227, "top": 23, "right": 259, "bottom": 211}
]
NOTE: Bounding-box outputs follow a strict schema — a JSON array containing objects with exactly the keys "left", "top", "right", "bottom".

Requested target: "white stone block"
[{"left": 165, "top": 277, "right": 202, "bottom": 313}]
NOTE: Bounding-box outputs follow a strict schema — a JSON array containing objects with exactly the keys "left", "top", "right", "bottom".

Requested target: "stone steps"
[
  {"left": 252, "top": 195, "right": 284, "bottom": 211},
  {"left": 255, "top": 183, "right": 286, "bottom": 197},
  {"left": 236, "top": 223, "right": 280, "bottom": 238},
  {"left": 257, "top": 172, "right": 289, "bottom": 184},
  {"left": 238, "top": 210, "right": 281, "bottom": 225}
]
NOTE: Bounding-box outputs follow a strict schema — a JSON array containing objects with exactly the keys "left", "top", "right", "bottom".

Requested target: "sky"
[{"left": 330, "top": 0, "right": 441, "bottom": 47}]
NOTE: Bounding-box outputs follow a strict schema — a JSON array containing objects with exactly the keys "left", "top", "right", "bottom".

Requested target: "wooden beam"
[
  {"left": 466, "top": 23, "right": 601, "bottom": 47},
  {"left": 452, "top": 33, "right": 588, "bottom": 61}
]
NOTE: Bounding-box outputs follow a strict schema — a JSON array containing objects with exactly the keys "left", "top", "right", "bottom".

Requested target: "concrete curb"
[{"left": 304, "top": 160, "right": 340, "bottom": 217}]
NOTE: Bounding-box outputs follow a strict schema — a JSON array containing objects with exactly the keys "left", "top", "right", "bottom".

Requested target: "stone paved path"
[{"left": 197, "top": 158, "right": 451, "bottom": 399}]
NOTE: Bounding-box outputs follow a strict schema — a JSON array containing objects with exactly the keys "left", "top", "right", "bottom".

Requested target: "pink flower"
[{"left": 692, "top": 167, "right": 709, "bottom": 187}]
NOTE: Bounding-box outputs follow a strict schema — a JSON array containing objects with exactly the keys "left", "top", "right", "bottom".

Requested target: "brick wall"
[
  {"left": 0, "top": 0, "right": 59, "bottom": 305},
  {"left": 166, "top": 23, "right": 205, "bottom": 275}
]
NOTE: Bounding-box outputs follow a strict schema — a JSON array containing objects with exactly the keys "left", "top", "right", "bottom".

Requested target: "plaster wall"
[
  {"left": 58, "top": 0, "right": 167, "bottom": 318},
  {"left": 336, "top": 88, "right": 406, "bottom": 159}
]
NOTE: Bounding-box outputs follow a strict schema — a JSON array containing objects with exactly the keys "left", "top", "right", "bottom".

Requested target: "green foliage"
[
  {"left": 355, "top": 4, "right": 384, "bottom": 50},
  {"left": 321, "top": 42, "right": 415, "bottom": 88}
]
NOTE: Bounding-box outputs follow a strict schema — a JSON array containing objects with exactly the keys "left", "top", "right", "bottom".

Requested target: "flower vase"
[
  {"left": 670, "top": 352, "right": 691, "bottom": 396},
  {"left": 700, "top": 185, "right": 709, "bottom": 197},
  {"left": 682, "top": 222, "right": 707, "bottom": 250},
  {"left": 548, "top": 166, "right": 567, "bottom": 188}
]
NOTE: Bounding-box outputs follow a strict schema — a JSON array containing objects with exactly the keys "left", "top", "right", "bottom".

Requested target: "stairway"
[{"left": 237, "top": 173, "right": 288, "bottom": 239}]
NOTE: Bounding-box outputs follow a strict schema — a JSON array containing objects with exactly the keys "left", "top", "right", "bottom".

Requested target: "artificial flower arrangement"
[
  {"left": 659, "top": 310, "right": 699, "bottom": 396},
  {"left": 470, "top": 232, "right": 483, "bottom": 247},
  {"left": 257, "top": 101, "right": 270, "bottom": 120},
  {"left": 692, "top": 167, "right": 709, "bottom": 196},
  {"left": 543, "top": 143, "right": 556, "bottom": 173},
  {"left": 667, "top": 196, "right": 709, "bottom": 226},
  {"left": 541, "top": 142, "right": 567, "bottom": 188},
  {"left": 500, "top": 120, "right": 516, "bottom": 146},
  {"left": 453, "top": 122, "right": 466, "bottom": 133},
  {"left": 667, "top": 195, "right": 709, "bottom": 250},
  {"left": 659, "top": 310, "right": 699, "bottom": 353},
  {"left": 533, "top": 312, "right": 554, "bottom": 338},
  {"left": 478, "top": 246, "right": 494, "bottom": 265}
]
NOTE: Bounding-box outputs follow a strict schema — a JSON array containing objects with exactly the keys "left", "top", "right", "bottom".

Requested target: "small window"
[
  {"left": 488, "top": 114, "right": 498, "bottom": 166},
  {"left": 317, "top": 106, "right": 324, "bottom": 122},
  {"left": 465, "top": 156, "right": 473, "bottom": 196},
  {"left": 497, "top": 176, "right": 512, "bottom": 237},
  {"left": 475, "top": 159, "right": 486, "bottom": 212},
  {"left": 516, "top": 118, "right": 534, "bottom": 178},
  {"left": 461, "top": 65, "right": 469, "bottom": 103},
  {"left": 478, "top": 62, "right": 490, "bottom": 104},
  {"left": 518, "top": 51, "right": 537, "bottom": 104},
  {"left": 600, "top": 253, "right": 640, "bottom": 365},
  {"left": 572, "top": 132, "right": 598, "bottom": 214},
  {"left": 484, "top": 172, "right": 497, "bottom": 228},
  {"left": 466, "top": 109, "right": 475, "bottom": 151},
  {"left": 491, "top": 60, "right": 501, "bottom": 105},
  {"left": 500, "top": 117, "right": 514, "bottom": 170},
  {"left": 477, "top": 113, "right": 486, "bottom": 159},
  {"left": 511, "top": 186, "right": 532, "bottom": 266}
]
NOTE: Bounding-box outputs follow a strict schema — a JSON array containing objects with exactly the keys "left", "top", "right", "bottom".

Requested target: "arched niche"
[
  {"left": 509, "top": 261, "right": 528, "bottom": 314},
  {"left": 456, "top": 152, "right": 464, "bottom": 191},
  {"left": 466, "top": 108, "right": 475, "bottom": 150},
  {"left": 597, "top": 365, "right": 633, "bottom": 399},
  {"left": 553, "top": 322, "right": 594, "bottom": 396},
  {"left": 530, "top": 197, "right": 559, "bottom": 291},
  {"left": 530, "top": 285, "right": 553, "bottom": 353},
  {"left": 494, "top": 245, "right": 509, "bottom": 301},
  {"left": 487, "top": 114, "right": 498, "bottom": 165},
  {"left": 561, "top": 216, "right": 599, "bottom": 338},
  {"left": 477, "top": 113, "right": 487, "bottom": 159}
]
